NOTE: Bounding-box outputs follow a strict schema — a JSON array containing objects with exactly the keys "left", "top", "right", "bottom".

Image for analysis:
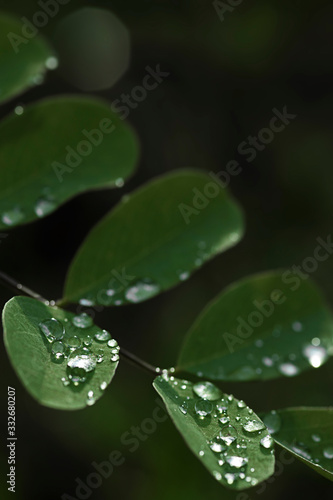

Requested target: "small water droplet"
[
  {"left": 178, "top": 271, "right": 189, "bottom": 281},
  {"left": 237, "top": 400, "right": 246, "bottom": 409},
  {"left": 311, "top": 337, "right": 321, "bottom": 347},
  {"left": 312, "top": 434, "right": 321, "bottom": 443},
  {"left": 111, "top": 354, "right": 119, "bottom": 362},
  {"left": 292, "top": 442, "right": 312, "bottom": 461},
  {"left": 323, "top": 446, "right": 333, "bottom": 459},
  {"left": 213, "top": 471, "right": 222, "bottom": 481},
  {"left": 226, "top": 456, "right": 248, "bottom": 469},
  {"left": 243, "top": 420, "right": 265, "bottom": 433},
  {"left": 195, "top": 399, "right": 213, "bottom": 417},
  {"left": 224, "top": 472, "right": 237, "bottom": 485},
  {"left": 292, "top": 321, "right": 303, "bottom": 332},
  {"left": 107, "top": 339, "right": 118, "bottom": 348},
  {"left": 179, "top": 401, "right": 188, "bottom": 415},
  {"left": 219, "top": 416, "right": 230, "bottom": 425},
  {"left": 115, "top": 177, "right": 124, "bottom": 187},
  {"left": 14, "top": 105, "right": 24, "bottom": 115},
  {"left": 87, "top": 390, "right": 95, "bottom": 406},
  {"left": 95, "top": 330, "right": 111, "bottom": 342},
  {"left": 82, "top": 335, "right": 93, "bottom": 346},
  {"left": 100, "top": 381, "right": 107, "bottom": 391},
  {"left": 262, "top": 356, "right": 274, "bottom": 367},
  {"left": 51, "top": 341, "right": 65, "bottom": 360},
  {"left": 193, "top": 381, "right": 222, "bottom": 401},
  {"left": 199, "top": 450, "right": 205, "bottom": 457},
  {"left": 61, "top": 377, "right": 70, "bottom": 387},
  {"left": 79, "top": 297, "right": 95, "bottom": 307},
  {"left": 39, "top": 318, "right": 65, "bottom": 343},
  {"left": 72, "top": 313, "right": 93, "bottom": 329},
  {"left": 260, "top": 435, "right": 274, "bottom": 449},
  {"left": 2, "top": 207, "right": 24, "bottom": 226},
  {"left": 46, "top": 56, "right": 59, "bottom": 70},
  {"left": 303, "top": 344, "right": 328, "bottom": 368},
  {"left": 34, "top": 197, "right": 56, "bottom": 217}
]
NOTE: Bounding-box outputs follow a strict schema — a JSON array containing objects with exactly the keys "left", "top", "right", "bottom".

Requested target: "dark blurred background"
[{"left": 1, "top": 1, "right": 333, "bottom": 499}]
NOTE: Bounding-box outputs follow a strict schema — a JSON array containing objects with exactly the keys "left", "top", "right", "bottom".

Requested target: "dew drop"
[
  {"left": 46, "top": 56, "right": 59, "bottom": 70},
  {"left": 262, "top": 356, "right": 274, "bottom": 367},
  {"left": 79, "top": 298, "right": 95, "bottom": 307},
  {"left": 82, "top": 335, "right": 93, "bottom": 346},
  {"left": 2, "top": 207, "right": 24, "bottom": 226},
  {"left": 67, "top": 348, "right": 96, "bottom": 385},
  {"left": 107, "top": 339, "right": 118, "bottom": 348},
  {"left": 72, "top": 313, "right": 93, "bottom": 329},
  {"left": 237, "top": 400, "right": 246, "bottom": 409},
  {"left": 95, "top": 330, "right": 111, "bottom": 342},
  {"left": 219, "top": 416, "right": 230, "bottom": 425},
  {"left": 210, "top": 439, "right": 225, "bottom": 453},
  {"left": 292, "top": 321, "right": 303, "bottom": 332},
  {"left": 87, "top": 390, "right": 95, "bottom": 406},
  {"left": 67, "top": 336, "right": 81, "bottom": 349},
  {"left": 220, "top": 425, "right": 238, "bottom": 446},
  {"left": 278, "top": 362, "right": 300, "bottom": 377},
  {"left": 224, "top": 472, "right": 237, "bottom": 485},
  {"left": 199, "top": 450, "right": 205, "bottom": 457},
  {"left": 34, "top": 197, "right": 56, "bottom": 217},
  {"left": 226, "top": 456, "right": 248, "bottom": 469},
  {"left": 51, "top": 341, "right": 65, "bottom": 360},
  {"left": 243, "top": 420, "right": 265, "bottom": 433},
  {"left": 193, "top": 381, "right": 222, "bottom": 401},
  {"left": 39, "top": 318, "right": 65, "bottom": 343},
  {"left": 303, "top": 344, "right": 328, "bottom": 368},
  {"left": 179, "top": 401, "right": 188, "bottom": 415},
  {"left": 312, "top": 434, "right": 321, "bottom": 443},
  {"left": 213, "top": 471, "right": 222, "bottom": 481},
  {"left": 111, "top": 354, "right": 119, "bottom": 362},
  {"left": 14, "top": 105, "right": 24, "bottom": 115},
  {"left": 100, "top": 381, "right": 107, "bottom": 391},
  {"left": 260, "top": 435, "right": 274, "bottom": 449},
  {"left": 195, "top": 399, "right": 213, "bottom": 417},
  {"left": 323, "top": 446, "right": 333, "bottom": 459}
]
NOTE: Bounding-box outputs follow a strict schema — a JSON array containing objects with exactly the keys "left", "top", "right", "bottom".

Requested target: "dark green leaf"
[
  {"left": 153, "top": 375, "right": 275, "bottom": 490},
  {"left": 0, "top": 12, "right": 54, "bottom": 103},
  {"left": 0, "top": 96, "right": 139, "bottom": 229},
  {"left": 62, "top": 169, "right": 244, "bottom": 306},
  {"left": 2, "top": 296, "right": 119, "bottom": 410},
  {"left": 262, "top": 407, "right": 333, "bottom": 481},
  {"left": 177, "top": 271, "right": 333, "bottom": 381}
]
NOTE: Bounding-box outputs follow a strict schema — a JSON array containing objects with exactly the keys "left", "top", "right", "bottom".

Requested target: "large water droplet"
[
  {"left": 67, "top": 347, "right": 96, "bottom": 385},
  {"left": 67, "top": 336, "right": 81, "bottom": 349},
  {"left": 72, "top": 313, "right": 93, "bottom": 329},
  {"left": 243, "top": 420, "right": 265, "bottom": 433},
  {"left": 220, "top": 425, "right": 238, "bottom": 446},
  {"left": 210, "top": 438, "right": 225, "bottom": 453},
  {"left": 125, "top": 279, "right": 160, "bottom": 303},
  {"left": 260, "top": 435, "right": 274, "bottom": 450},
  {"left": 39, "top": 318, "right": 65, "bottom": 343},
  {"left": 193, "top": 381, "right": 222, "bottom": 401},
  {"left": 226, "top": 456, "right": 248, "bottom": 469},
  {"left": 303, "top": 344, "right": 328, "bottom": 368},
  {"left": 51, "top": 341, "right": 65, "bottom": 361},
  {"left": 2, "top": 207, "right": 24, "bottom": 226},
  {"left": 263, "top": 411, "right": 281, "bottom": 435},
  {"left": 195, "top": 399, "right": 213, "bottom": 417}
]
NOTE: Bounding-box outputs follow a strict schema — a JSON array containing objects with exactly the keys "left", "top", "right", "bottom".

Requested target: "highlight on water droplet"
[
  {"left": 193, "top": 381, "right": 222, "bottom": 401},
  {"left": 220, "top": 425, "right": 238, "bottom": 446},
  {"left": 260, "top": 435, "right": 274, "bottom": 450},
  {"left": 243, "top": 420, "right": 265, "bottom": 433}
]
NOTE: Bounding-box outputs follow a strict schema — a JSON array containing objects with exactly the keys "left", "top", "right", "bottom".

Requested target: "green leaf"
[
  {"left": 62, "top": 169, "right": 244, "bottom": 306},
  {"left": 262, "top": 407, "right": 333, "bottom": 481},
  {"left": 0, "top": 96, "right": 139, "bottom": 229},
  {"left": 2, "top": 296, "right": 119, "bottom": 410},
  {"left": 0, "top": 12, "right": 55, "bottom": 104},
  {"left": 153, "top": 375, "right": 275, "bottom": 490},
  {"left": 177, "top": 271, "right": 333, "bottom": 381}
]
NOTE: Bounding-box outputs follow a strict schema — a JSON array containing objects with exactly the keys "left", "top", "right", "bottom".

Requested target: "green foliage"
[
  {"left": 153, "top": 375, "right": 275, "bottom": 490},
  {"left": 0, "top": 12, "right": 54, "bottom": 103},
  {"left": 62, "top": 169, "right": 244, "bottom": 306},
  {"left": 262, "top": 407, "right": 333, "bottom": 482},
  {"left": 0, "top": 96, "right": 139, "bottom": 229},
  {"left": 2, "top": 296, "right": 119, "bottom": 410},
  {"left": 177, "top": 271, "right": 333, "bottom": 381}
]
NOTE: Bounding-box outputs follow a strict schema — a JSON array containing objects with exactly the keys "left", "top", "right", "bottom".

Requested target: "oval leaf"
[
  {"left": 0, "top": 12, "right": 55, "bottom": 103},
  {"left": 177, "top": 271, "right": 333, "bottom": 381},
  {"left": 262, "top": 407, "right": 333, "bottom": 481},
  {"left": 153, "top": 375, "right": 275, "bottom": 490},
  {"left": 2, "top": 296, "right": 119, "bottom": 410},
  {"left": 62, "top": 169, "right": 244, "bottom": 306},
  {"left": 0, "top": 96, "right": 139, "bottom": 229}
]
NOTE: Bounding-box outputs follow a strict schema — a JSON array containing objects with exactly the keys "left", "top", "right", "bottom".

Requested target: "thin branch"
[{"left": 120, "top": 347, "right": 162, "bottom": 376}]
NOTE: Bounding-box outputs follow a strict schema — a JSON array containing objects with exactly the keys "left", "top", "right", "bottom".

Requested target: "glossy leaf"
[
  {"left": 2, "top": 296, "right": 119, "bottom": 410},
  {"left": 262, "top": 407, "right": 333, "bottom": 481},
  {"left": 0, "top": 96, "right": 139, "bottom": 229},
  {"left": 0, "top": 12, "right": 55, "bottom": 103},
  {"left": 62, "top": 169, "right": 244, "bottom": 306},
  {"left": 178, "top": 271, "right": 333, "bottom": 381},
  {"left": 153, "top": 375, "right": 275, "bottom": 490}
]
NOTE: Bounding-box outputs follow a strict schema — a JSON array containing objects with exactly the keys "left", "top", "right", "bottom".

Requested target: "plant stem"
[
  {"left": 0, "top": 270, "right": 163, "bottom": 376},
  {"left": 0, "top": 270, "right": 50, "bottom": 304}
]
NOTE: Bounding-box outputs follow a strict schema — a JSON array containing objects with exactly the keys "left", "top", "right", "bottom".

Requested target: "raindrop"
[
  {"left": 72, "top": 313, "right": 93, "bottom": 329},
  {"left": 220, "top": 425, "right": 238, "bottom": 446},
  {"left": 83, "top": 335, "right": 93, "bottom": 346},
  {"left": 219, "top": 416, "right": 230, "bottom": 425},
  {"left": 226, "top": 456, "right": 248, "bottom": 469},
  {"left": 195, "top": 399, "right": 213, "bottom": 417},
  {"left": 193, "top": 381, "right": 222, "bottom": 401},
  {"left": 303, "top": 344, "right": 328, "bottom": 368},
  {"left": 224, "top": 472, "right": 237, "bottom": 485},
  {"left": 237, "top": 400, "right": 246, "bottom": 409},
  {"left": 278, "top": 362, "right": 300, "bottom": 377},
  {"left": 2, "top": 207, "right": 24, "bottom": 226},
  {"left": 199, "top": 450, "right": 205, "bottom": 457},
  {"left": 34, "top": 197, "right": 56, "bottom": 217},
  {"left": 179, "top": 402, "right": 188, "bottom": 415},
  {"left": 125, "top": 279, "right": 160, "bottom": 303},
  {"left": 67, "top": 336, "right": 81, "bottom": 349},
  {"left": 260, "top": 435, "right": 274, "bottom": 450},
  {"left": 87, "top": 390, "right": 95, "bottom": 406},
  {"left": 213, "top": 471, "right": 222, "bottom": 481},
  {"left": 39, "top": 318, "right": 65, "bottom": 343},
  {"left": 95, "top": 330, "right": 111, "bottom": 342},
  {"left": 255, "top": 339, "right": 264, "bottom": 348},
  {"left": 243, "top": 420, "right": 265, "bottom": 433},
  {"left": 312, "top": 434, "right": 321, "bottom": 443},
  {"left": 61, "top": 377, "right": 70, "bottom": 387},
  {"left": 67, "top": 348, "right": 96, "bottom": 385},
  {"left": 100, "top": 381, "right": 107, "bottom": 391},
  {"left": 323, "top": 446, "right": 333, "bottom": 459},
  {"left": 14, "top": 105, "right": 24, "bottom": 115},
  {"left": 262, "top": 411, "right": 281, "bottom": 435},
  {"left": 262, "top": 356, "right": 274, "bottom": 367},
  {"left": 210, "top": 439, "right": 225, "bottom": 453},
  {"left": 51, "top": 341, "right": 65, "bottom": 360},
  {"left": 178, "top": 271, "right": 189, "bottom": 281},
  {"left": 111, "top": 354, "right": 119, "bottom": 362},
  {"left": 107, "top": 339, "right": 118, "bottom": 348}
]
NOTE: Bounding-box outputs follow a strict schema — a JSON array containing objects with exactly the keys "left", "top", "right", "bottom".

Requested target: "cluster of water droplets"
[
  {"left": 222, "top": 321, "right": 332, "bottom": 381},
  {"left": 164, "top": 376, "right": 274, "bottom": 487},
  {"left": 39, "top": 313, "right": 119, "bottom": 405}
]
